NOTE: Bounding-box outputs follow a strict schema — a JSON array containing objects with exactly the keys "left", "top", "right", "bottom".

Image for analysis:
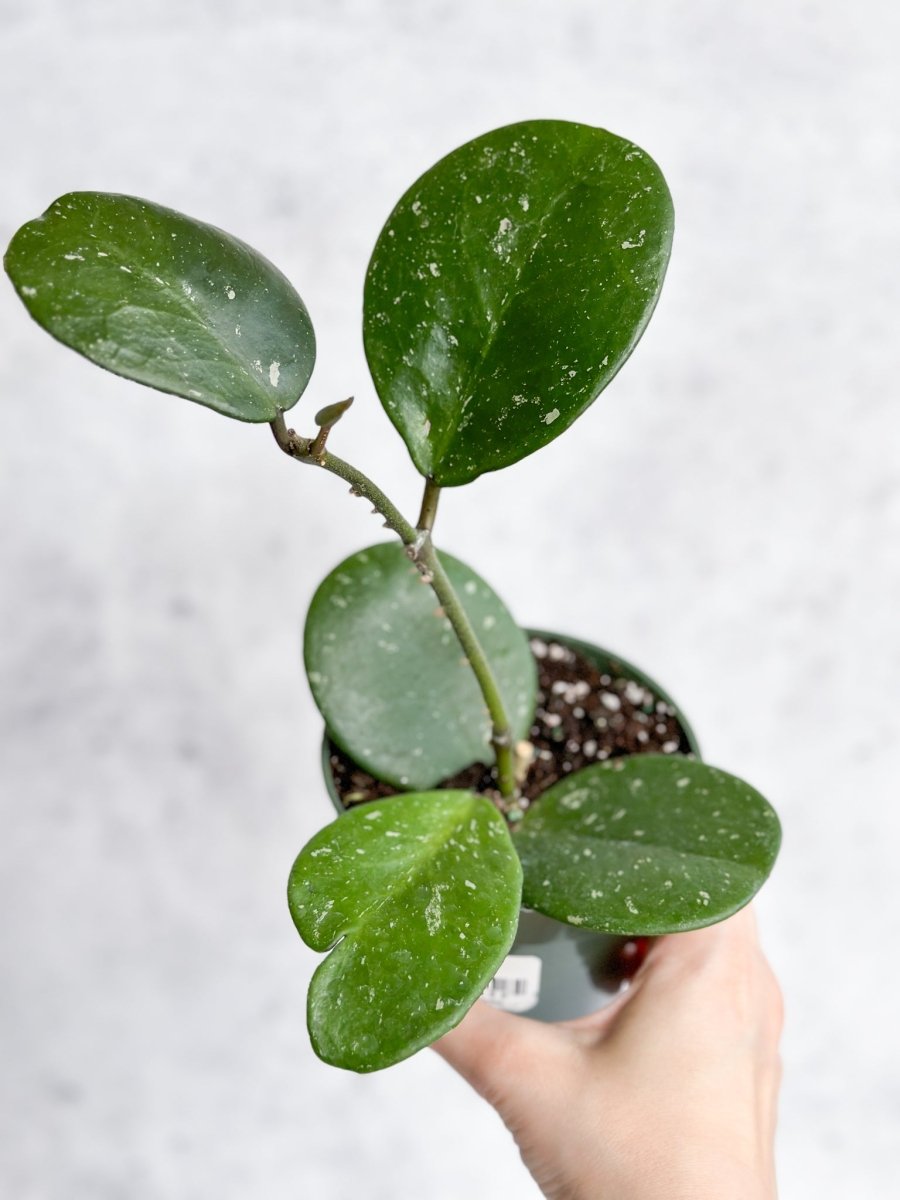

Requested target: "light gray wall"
[{"left": 2, "top": 2, "right": 898, "bottom": 1196}]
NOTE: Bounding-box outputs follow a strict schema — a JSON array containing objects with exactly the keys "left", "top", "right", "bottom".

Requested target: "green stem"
[
  {"left": 271, "top": 412, "right": 517, "bottom": 798},
  {"left": 271, "top": 412, "right": 417, "bottom": 544},
  {"left": 416, "top": 537, "right": 518, "bottom": 799},
  {"left": 416, "top": 478, "right": 441, "bottom": 533}
]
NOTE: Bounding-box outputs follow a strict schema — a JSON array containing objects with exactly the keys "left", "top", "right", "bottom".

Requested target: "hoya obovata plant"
[{"left": 5, "top": 119, "right": 781, "bottom": 1072}]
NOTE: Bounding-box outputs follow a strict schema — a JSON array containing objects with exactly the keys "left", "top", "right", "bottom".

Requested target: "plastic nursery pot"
[{"left": 320, "top": 629, "right": 700, "bottom": 1024}]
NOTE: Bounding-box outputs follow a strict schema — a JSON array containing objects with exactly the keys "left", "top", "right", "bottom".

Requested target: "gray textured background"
[{"left": 1, "top": 1, "right": 898, "bottom": 1196}]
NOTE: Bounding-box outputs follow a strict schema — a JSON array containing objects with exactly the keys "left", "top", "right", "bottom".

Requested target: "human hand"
[{"left": 434, "top": 906, "right": 783, "bottom": 1200}]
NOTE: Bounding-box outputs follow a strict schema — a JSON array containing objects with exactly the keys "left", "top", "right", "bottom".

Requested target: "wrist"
[{"left": 568, "top": 1133, "right": 776, "bottom": 1200}]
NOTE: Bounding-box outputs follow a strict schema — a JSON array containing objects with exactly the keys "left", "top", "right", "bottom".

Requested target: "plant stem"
[
  {"left": 271, "top": 412, "right": 418, "bottom": 544},
  {"left": 416, "top": 478, "right": 441, "bottom": 533},
  {"left": 270, "top": 412, "right": 518, "bottom": 798},
  {"left": 415, "top": 537, "right": 518, "bottom": 799}
]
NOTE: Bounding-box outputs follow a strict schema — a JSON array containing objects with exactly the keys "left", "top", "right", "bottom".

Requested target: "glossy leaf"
[
  {"left": 4, "top": 192, "right": 315, "bottom": 421},
  {"left": 288, "top": 790, "right": 522, "bottom": 1072},
  {"left": 515, "top": 755, "right": 781, "bottom": 934},
  {"left": 364, "top": 119, "right": 673, "bottom": 485},
  {"left": 304, "top": 542, "right": 536, "bottom": 790}
]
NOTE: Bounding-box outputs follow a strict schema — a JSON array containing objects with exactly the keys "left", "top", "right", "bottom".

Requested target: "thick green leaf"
[
  {"left": 364, "top": 119, "right": 673, "bottom": 486},
  {"left": 515, "top": 755, "right": 781, "bottom": 934},
  {"left": 4, "top": 192, "right": 315, "bottom": 421},
  {"left": 304, "top": 542, "right": 536, "bottom": 790},
  {"left": 288, "top": 790, "right": 522, "bottom": 1072}
]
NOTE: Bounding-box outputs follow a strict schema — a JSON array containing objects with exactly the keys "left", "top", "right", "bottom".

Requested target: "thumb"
[{"left": 432, "top": 1000, "right": 556, "bottom": 1104}]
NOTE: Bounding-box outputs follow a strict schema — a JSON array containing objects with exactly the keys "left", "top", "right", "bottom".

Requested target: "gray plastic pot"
[{"left": 320, "top": 628, "right": 700, "bottom": 1024}]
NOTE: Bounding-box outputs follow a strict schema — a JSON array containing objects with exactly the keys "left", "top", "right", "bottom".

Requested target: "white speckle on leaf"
[
  {"left": 235, "top": 325, "right": 241, "bottom": 336},
  {"left": 621, "top": 230, "right": 646, "bottom": 250},
  {"left": 428, "top": 261, "right": 440, "bottom": 277},
  {"left": 567, "top": 915, "right": 585, "bottom": 926},
  {"left": 611, "top": 808, "right": 627, "bottom": 821},
  {"left": 625, "top": 897, "right": 639, "bottom": 914},
  {"left": 119, "top": 265, "right": 132, "bottom": 273},
  {"left": 676, "top": 777, "right": 690, "bottom": 789},
  {"left": 424, "top": 888, "right": 444, "bottom": 935},
  {"left": 464, "top": 880, "right": 477, "bottom": 890},
  {"left": 492, "top": 217, "right": 514, "bottom": 257},
  {"left": 226, "top": 286, "right": 236, "bottom": 300},
  {"left": 312, "top": 898, "right": 333, "bottom": 930},
  {"left": 518, "top": 195, "right": 530, "bottom": 211},
  {"left": 64, "top": 253, "right": 85, "bottom": 261},
  {"left": 543, "top": 409, "right": 560, "bottom": 425},
  {"left": 463, "top": 580, "right": 477, "bottom": 595},
  {"left": 269, "top": 361, "right": 280, "bottom": 387},
  {"left": 21, "top": 286, "right": 37, "bottom": 297}
]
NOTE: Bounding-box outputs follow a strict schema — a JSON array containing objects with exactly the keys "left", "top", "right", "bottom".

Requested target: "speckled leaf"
[
  {"left": 363, "top": 119, "right": 673, "bottom": 486},
  {"left": 304, "top": 542, "right": 536, "bottom": 790},
  {"left": 515, "top": 755, "right": 780, "bottom": 934},
  {"left": 288, "top": 790, "right": 523, "bottom": 1072},
  {"left": 4, "top": 192, "right": 315, "bottom": 421}
]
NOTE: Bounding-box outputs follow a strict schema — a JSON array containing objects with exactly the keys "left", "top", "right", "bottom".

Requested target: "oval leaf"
[
  {"left": 288, "top": 791, "right": 523, "bottom": 1072},
  {"left": 4, "top": 192, "right": 315, "bottom": 421},
  {"left": 364, "top": 119, "right": 673, "bottom": 485},
  {"left": 515, "top": 755, "right": 781, "bottom": 934},
  {"left": 304, "top": 542, "right": 536, "bottom": 790}
]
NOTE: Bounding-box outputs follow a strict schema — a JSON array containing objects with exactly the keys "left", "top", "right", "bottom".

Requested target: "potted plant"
[{"left": 4, "top": 119, "right": 781, "bottom": 1074}]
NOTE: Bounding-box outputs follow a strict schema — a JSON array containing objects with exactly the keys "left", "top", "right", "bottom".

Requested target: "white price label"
[{"left": 482, "top": 954, "right": 542, "bottom": 1014}]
